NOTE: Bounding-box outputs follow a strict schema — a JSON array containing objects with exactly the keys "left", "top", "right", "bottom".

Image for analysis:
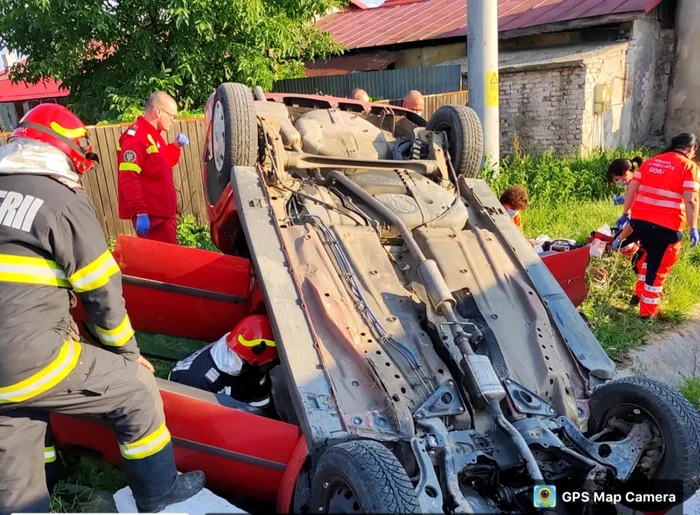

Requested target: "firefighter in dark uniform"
[
  {"left": 169, "top": 315, "right": 278, "bottom": 412},
  {"left": 0, "top": 104, "right": 205, "bottom": 514}
]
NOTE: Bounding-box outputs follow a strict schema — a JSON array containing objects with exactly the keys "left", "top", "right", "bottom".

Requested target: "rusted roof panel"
[
  {"left": 305, "top": 51, "right": 397, "bottom": 77},
  {"left": 318, "top": 0, "right": 664, "bottom": 50}
]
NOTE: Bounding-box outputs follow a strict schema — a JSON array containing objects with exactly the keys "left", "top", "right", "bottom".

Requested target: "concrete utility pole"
[{"left": 467, "top": 0, "right": 500, "bottom": 173}]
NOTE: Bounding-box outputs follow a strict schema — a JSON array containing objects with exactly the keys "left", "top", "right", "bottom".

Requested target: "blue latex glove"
[
  {"left": 611, "top": 237, "right": 621, "bottom": 251},
  {"left": 613, "top": 195, "right": 625, "bottom": 205},
  {"left": 616, "top": 213, "right": 630, "bottom": 229},
  {"left": 175, "top": 133, "right": 189, "bottom": 148},
  {"left": 691, "top": 228, "right": 699, "bottom": 248},
  {"left": 135, "top": 214, "right": 150, "bottom": 236}
]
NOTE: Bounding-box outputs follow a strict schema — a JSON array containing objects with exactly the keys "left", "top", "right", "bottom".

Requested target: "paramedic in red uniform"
[
  {"left": 117, "top": 91, "right": 189, "bottom": 244},
  {"left": 617, "top": 133, "right": 699, "bottom": 319}
]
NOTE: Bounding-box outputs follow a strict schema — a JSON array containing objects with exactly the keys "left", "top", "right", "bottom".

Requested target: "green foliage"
[
  {"left": 176, "top": 215, "right": 217, "bottom": 251},
  {"left": 482, "top": 149, "right": 653, "bottom": 207},
  {"left": 679, "top": 377, "right": 700, "bottom": 409},
  {"left": 95, "top": 108, "right": 205, "bottom": 126},
  {"left": 0, "top": 0, "right": 344, "bottom": 123}
]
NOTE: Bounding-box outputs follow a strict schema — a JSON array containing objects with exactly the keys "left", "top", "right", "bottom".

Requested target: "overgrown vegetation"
[
  {"left": 176, "top": 215, "right": 218, "bottom": 251},
  {"left": 95, "top": 108, "right": 205, "bottom": 126},
  {"left": 679, "top": 377, "right": 700, "bottom": 409},
  {"left": 482, "top": 149, "right": 700, "bottom": 361},
  {"left": 0, "top": 0, "right": 344, "bottom": 123}
]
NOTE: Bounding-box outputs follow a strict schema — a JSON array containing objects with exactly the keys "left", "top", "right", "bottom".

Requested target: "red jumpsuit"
[
  {"left": 627, "top": 151, "right": 699, "bottom": 317},
  {"left": 117, "top": 116, "right": 181, "bottom": 244}
]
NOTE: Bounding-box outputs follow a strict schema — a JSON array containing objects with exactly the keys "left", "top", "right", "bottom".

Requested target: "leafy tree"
[{"left": 0, "top": 0, "right": 344, "bottom": 122}]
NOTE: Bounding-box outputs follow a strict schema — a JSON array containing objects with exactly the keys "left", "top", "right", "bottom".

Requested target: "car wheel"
[
  {"left": 426, "top": 105, "right": 484, "bottom": 178},
  {"left": 310, "top": 440, "right": 421, "bottom": 514},
  {"left": 209, "top": 82, "right": 258, "bottom": 188},
  {"left": 588, "top": 376, "right": 700, "bottom": 511}
]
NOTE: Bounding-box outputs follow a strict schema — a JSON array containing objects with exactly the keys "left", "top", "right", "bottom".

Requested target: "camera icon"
[{"left": 533, "top": 485, "right": 557, "bottom": 508}]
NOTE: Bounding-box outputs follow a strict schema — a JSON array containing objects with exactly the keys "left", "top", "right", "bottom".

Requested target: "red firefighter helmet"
[
  {"left": 226, "top": 315, "right": 278, "bottom": 367},
  {"left": 10, "top": 103, "right": 99, "bottom": 174}
]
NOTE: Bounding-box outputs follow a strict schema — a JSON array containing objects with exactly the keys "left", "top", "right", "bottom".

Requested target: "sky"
[{"left": 364, "top": 0, "right": 385, "bottom": 5}]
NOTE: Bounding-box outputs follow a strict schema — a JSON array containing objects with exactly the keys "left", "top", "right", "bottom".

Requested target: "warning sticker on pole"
[{"left": 486, "top": 71, "right": 499, "bottom": 107}]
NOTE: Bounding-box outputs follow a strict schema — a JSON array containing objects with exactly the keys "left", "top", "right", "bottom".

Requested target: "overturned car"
[
  {"left": 58, "top": 84, "right": 699, "bottom": 514},
  {"left": 201, "top": 83, "right": 700, "bottom": 514}
]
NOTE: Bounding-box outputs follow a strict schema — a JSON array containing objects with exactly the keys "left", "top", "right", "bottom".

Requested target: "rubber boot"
[
  {"left": 136, "top": 471, "right": 206, "bottom": 513},
  {"left": 122, "top": 442, "right": 206, "bottom": 513},
  {"left": 46, "top": 458, "right": 68, "bottom": 492}
]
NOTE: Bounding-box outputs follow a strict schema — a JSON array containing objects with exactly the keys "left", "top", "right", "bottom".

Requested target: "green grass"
[
  {"left": 679, "top": 377, "right": 700, "bottom": 409},
  {"left": 135, "top": 331, "right": 204, "bottom": 379},
  {"left": 50, "top": 458, "right": 127, "bottom": 513}
]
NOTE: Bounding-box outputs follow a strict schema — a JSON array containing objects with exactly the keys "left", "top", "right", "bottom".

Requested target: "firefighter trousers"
[
  {"left": 624, "top": 219, "right": 683, "bottom": 318},
  {"left": 0, "top": 342, "right": 178, "bottom": 515}
]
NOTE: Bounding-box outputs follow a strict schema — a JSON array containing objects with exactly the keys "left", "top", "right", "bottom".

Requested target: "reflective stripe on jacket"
[
  {"left": 116, "top": 116, "right": 181, "bottom": 219},
  {"left": 631, "top": 151, "right": 699, "bottom": 231}
]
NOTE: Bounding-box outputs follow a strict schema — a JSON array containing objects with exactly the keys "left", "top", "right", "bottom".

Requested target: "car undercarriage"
[{"left": 197, "top": 83, "right": 700, "bottom": 514}]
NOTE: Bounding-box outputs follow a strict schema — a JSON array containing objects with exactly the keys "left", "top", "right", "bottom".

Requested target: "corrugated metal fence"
[
  {"left": 0, "top": 90, "right": 469, "bottom": 239},
  {"left": 274, "top": 65, "right": 463, "bottom": 100},
  {"left": 0, "top": 119, "right": 209, "bottom": 239}
]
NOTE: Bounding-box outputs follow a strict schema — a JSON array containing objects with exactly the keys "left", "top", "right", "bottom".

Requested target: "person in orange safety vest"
[
  {"left": 117, "top": 91, "right": 189, "bottom": 245},
  {"left": 608, "top": 157, "right": 648, "bottom": 300},
  {"left": 500, "top": 185, "right": 529, "bottom": 232},
  {"left": 615, "top": 133, "right": 699, "bottom": 319}
]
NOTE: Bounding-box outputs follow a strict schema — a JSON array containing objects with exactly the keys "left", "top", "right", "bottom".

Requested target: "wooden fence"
[{"left": 0, "top": 91, "right": 469, "bottom": 239}]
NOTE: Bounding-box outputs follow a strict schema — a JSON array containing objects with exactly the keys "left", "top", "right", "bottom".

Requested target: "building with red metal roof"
[
  {"left": 307, "top": 0, "right": 667, "bottom": 76},
  {"left": 0, "top": 61, "right": 68, "bottom": 131},
  {"left": 318, "top": 0, "right": 664, "bottom": 51}
]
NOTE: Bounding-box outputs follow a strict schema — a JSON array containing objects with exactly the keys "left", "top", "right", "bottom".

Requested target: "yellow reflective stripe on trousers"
[
  {"left": 120, "top": 422, "right": 171, "bottom": 460},
  {"left": 0, "top": 254, "right": 70, "bottom": 288},
  {"left": 68, "top": 250, "right": 120, "bottom": 293},
  {"left": 0, "top": 340, "right": 81, "bottom": 404},
  {"left": 45, "top": 446, "right": 57, "bottom": 463},
  {"left": 96, "top": 314, "right": 134, "bottom": 347},
  {"left": 119, "top": 162, "right": 142, "bottom": 174}
]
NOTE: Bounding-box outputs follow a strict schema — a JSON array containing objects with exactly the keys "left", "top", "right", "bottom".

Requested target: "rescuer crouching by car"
[
  {"left": 614, "top": 133, "right": 700, "bottom": 319},
  {"left": 117, "top": 91, "right": 190, "bottom": 245},
  {"left": 169, "top": 315, "right": 278, "bottom": 413}
]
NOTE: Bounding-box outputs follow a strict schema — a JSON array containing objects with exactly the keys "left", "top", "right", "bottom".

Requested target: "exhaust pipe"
[{"left": 325, "top": 171, "right": 544, "bottom": 481}]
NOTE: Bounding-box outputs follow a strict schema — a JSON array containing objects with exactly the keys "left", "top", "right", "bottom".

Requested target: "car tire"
[
  {"left": 310, "top": 440, "right": 421, "bottom": 514},
  {"left": 426, "top": 104, "right": 484, "bottom": 178},
  {"left": 589, "top": 376, "right": 700, "bottom": 511},
  {"left": 210, "top": 82, "right": 258, "bottom": 188}
]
